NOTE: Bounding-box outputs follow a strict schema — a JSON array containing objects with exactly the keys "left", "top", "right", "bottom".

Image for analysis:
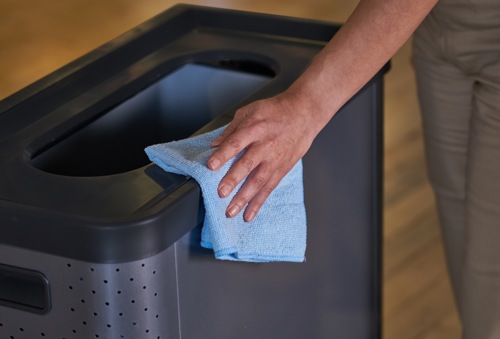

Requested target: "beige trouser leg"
[{"left": 413, "top": 17, "right": 500, "bottom": 339}]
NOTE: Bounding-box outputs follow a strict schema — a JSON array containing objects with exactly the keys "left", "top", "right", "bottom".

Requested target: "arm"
[{"left": 208, "top": 0, "right": 437, "bottom": 222}]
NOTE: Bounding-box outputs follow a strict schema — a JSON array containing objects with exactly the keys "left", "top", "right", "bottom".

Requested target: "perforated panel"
[{"left": 0, "top": 244, "right": 180, "bottom": 339}]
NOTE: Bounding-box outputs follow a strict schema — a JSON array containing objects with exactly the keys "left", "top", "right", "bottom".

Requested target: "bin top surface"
[{"left": 0, "top": 4, "right": 340, "bottom": 262}]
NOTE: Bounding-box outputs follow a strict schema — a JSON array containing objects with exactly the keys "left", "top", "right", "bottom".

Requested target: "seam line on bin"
[{"left": 174, "top": 243, "right": 182, "bottom": 339}]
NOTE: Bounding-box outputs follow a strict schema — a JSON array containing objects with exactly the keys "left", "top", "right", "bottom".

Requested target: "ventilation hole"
[
  {"left": 19, "top": 328, "right": 24, "bottom": 332},
  {"left": 117, "top": 290, "right": 122, "bottom": 294},
  {"left": 103, "top": 280, "right": 108, "bottom": 284},
  {"left": 92, "top": 290, "right": 96, "bottom": 294},
  {"left": 10, "top": 336, "right": 14, "bottom": 339},
  {"left": 146, "top": 329, "right": 150, "bottom": 333},
  {"left": 67, "top": 263, "right": 72, "bottom": 268},
  {"left": 107, "top": 324, "right": 111, "bottom": 328},
  {"left": 70, "top": 308, "right": 75, "bottom": 312},
  {"left": 116, "top": 268, "right": 120, "bottom": 272},
  {"left": 144, "top": 308, "right": 148, "bottom": 312},
  {"left": 131, "top": 300, "right": 135, "bottom": 304},
  {"left": 79, "top": 277, "right": 84, "bottom": 281},
  {"left": 83, "top": 321, "right": 87, "bottom": 326},
  {"left": 69, "top": 285, "right": 73, "bottom": 290},
  {"left": 41, "top": 333, "right": 46, "bottom": 337},
  {"left": 93, "top": 312, "right": 98, "bottom": 316},
  {"left": 153, "top": 271, "right": 156, "bottom": 275},
  {"left": 129, "top": 278, "right": 134, "bottom": 282},
  {"left": 156, "top": 314, "right": 159, "bottom": 319},
  {"left": 105, "top": 302, "right": 110, "bottom": 306},
  {"left": 132, "top": 322, "right": 137, "bottom": 326},
  {"left": 90, "top": 268, "right": 95, "bottom": 272},
  {"left": 81, "top": 299, "right": 86, "bottom": 303},
  {"left": 95, "top": 335, "right": 99, "bottom": 338},
  {"left": 72, "top": 330, "right": 77, "bottom": 334},
  {"left": 141, "top": 263, "right": 145, "bottom": 267},
  {"left": 154, "top": 293, "right": 158, "bottom": 297},
  {"left": 143, "top": 286, "right": 147, "bottom": 290},
  {"left": 119, "top": 312, "right": 124, "bottom": 317}
]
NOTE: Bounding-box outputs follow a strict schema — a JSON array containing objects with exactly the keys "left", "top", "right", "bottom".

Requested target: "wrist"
[{"left": 282, "top": 74, "right": 341, "bottom": 137}]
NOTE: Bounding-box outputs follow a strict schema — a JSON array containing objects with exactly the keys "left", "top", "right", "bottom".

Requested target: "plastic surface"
[
  {"left": 0, "top": 4, "right": 386, "bottom": 339},
  {"left": 0, "top": 4, "right": 341, "bottom": 263},
  {"left": 173, "top": 80, "right": 385, "bottom": 339},
  {"left": 0, "top": 264, "right": 50, "bottom": 314}
]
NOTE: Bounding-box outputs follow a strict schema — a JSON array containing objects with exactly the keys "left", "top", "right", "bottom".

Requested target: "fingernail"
[
  {"left": 226, "top": 204, "right": 240, "bottom": 218},
  {"left": 209, "top": 158, "right": 220, "bottom": 170},
  {"left": 245, "top": 211, "right": 256, "bottom": 222},
  {"left": 211, "top": 137, "right": 221, "bottom": 147},
  {"left": 219, "top": 184, "right": 230, "bottom": 198}
]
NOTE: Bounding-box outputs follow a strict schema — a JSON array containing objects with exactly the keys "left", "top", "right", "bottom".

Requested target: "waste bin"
[{"left": 0, "top": 5, "right": 387, "bottom": 339}]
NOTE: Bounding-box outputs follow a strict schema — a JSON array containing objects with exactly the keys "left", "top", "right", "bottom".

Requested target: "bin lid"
[{"left": 0, "top": 5, "right": 349, "bottom": 263}]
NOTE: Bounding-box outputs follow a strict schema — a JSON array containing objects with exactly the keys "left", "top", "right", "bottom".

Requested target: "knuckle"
[
  {"left": 240, "top": 157, "right": 255, "bottom": 172},
  {"left": 235, "top": 106, "right": 250, "bottom": 119},
  {"left": 227, "top": 137, "right": 242, "bottom": 151},
  {"left": 252, "top": 175, "right": 266, "bottom": 189},
  {"left": 239, "top": 193, "right": 251, "bottom": 205},
  {"left": 276, "top": 165, "right": 290, "bottom": 177},
  {"left": 261, "top": 184, "right": 276, "bottom": 198},
  {"left": 233, "top": 192, "right": 251, "bottom": 207},
  {"left": 224, "top": 175, "right": 239, "bottom": 189},
  {"left": 250, "top": 197, "right": 265, "bottom": 211}
]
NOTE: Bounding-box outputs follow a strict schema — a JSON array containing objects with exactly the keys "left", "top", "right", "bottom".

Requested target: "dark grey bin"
[{"left": 0, "top": 5, "right": 387, "bottom": 339}]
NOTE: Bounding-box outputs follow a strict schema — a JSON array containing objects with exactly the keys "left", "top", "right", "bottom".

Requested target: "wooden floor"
[{"left": 0, "top": 1, "right": 461, "bottom": 337}]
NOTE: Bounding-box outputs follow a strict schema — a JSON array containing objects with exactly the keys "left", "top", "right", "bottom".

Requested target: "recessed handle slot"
[{"left": 0, "top": 264, "right": 51, "bottom": 314}]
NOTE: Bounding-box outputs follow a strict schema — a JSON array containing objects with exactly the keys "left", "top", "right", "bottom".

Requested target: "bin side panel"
[{"left": 174, "top": 80, "right": 383, "bottom": 339}]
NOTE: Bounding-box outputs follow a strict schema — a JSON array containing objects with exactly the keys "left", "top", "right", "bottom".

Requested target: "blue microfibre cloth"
[{"left": 144, "top": 124, "right": 307, "bottom": 262}]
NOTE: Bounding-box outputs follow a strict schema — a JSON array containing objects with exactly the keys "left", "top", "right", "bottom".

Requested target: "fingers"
[
  {"left": 242, "top": 181, "right": 278, "bottom": 222},
  {"left": 226, "top": 162, "right": 287, "bottom": 222},
  {"left": 211, "top": 128, "right": 293, "bottom": 222},
  {"left": 217, "top": 151, "right": 258, "bottom": 198},
  {"left": 207, "top": 109, "right": 252, "bottom": 172},
  {"left": 209, "top": 116, "right": 278, "bottom": 221}
]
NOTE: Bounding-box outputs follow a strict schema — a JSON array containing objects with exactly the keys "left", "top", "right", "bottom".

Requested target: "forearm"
[{"left": 285, "top": 0, "right": 438, "bottom": 134}]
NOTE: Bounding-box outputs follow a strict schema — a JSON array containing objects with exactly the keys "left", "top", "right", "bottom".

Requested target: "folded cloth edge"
[{"left": 145, "top": 125, "right": 307, "bottom": 263}]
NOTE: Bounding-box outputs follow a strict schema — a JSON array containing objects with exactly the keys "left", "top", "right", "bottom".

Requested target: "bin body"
[{"left": 0, "top": 5, "right": 385, "bottom": 339}]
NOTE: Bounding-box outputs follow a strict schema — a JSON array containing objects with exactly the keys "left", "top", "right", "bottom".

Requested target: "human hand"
[
  {"left": 205, "top": 0, "right": 437, "bottom": 223},
  {"left": 207, "top": 92, "right": 322, "bottom": 222}
]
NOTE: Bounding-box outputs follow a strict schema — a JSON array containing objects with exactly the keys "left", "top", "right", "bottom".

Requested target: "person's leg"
[
  {"left": 461, "top": 58, "right": 500, "bottom": 339},
  {"left": 414, "top": 14, "right": 500, "bottom": 337},
  {"left": 412, "top": 22, "right": 474, "bottom": 319}
]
